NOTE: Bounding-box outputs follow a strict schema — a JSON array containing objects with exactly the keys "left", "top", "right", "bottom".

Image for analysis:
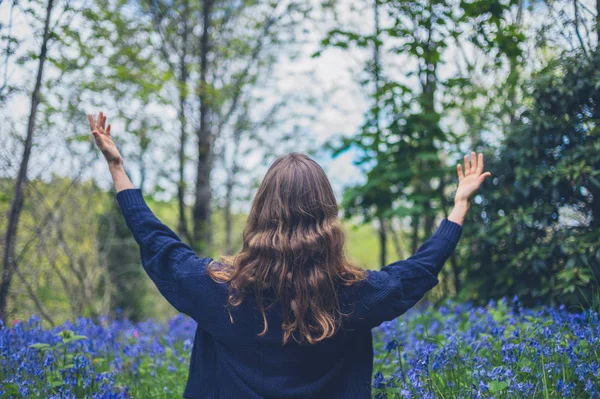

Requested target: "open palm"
[
  {"left": 88, "top": 111, "right": 123, "bottom": 166},
  {"left": 455, "top": 152, "right": 492, "bottom": 204}
]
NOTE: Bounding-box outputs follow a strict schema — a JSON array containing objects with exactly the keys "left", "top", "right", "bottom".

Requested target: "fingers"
[
  {"left": 462, "top": 152, "right": 486, "bottom": 176},
  {"left": 89, "top": 111, "right": 110, "bottom": 137},
  {"left": 457, "top": 163, "right": 464, "bottom": 181},
  {"left": 87, "top": 114, "right": 96, "bottom": 132},
  {"left": 479, "top": 171, "right": 492, "bottom": 184}
]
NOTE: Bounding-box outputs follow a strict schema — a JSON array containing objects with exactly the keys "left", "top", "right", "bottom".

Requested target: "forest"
[{"left": 1, "top": 0, "right": 599, "bottom": 397}]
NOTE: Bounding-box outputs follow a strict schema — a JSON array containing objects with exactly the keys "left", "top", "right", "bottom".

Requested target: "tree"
[
  {"left": 317, "top": 0, "right": 521, "bottom": 286},
  {"left": 0, "top": 0, "right": 55, "bottom": 323},
  {"left": 192, "top": 0, "right": 314, "bottom": 255},
  {"left": 462, "top": 51, "right": 600, "bottom": 308}
]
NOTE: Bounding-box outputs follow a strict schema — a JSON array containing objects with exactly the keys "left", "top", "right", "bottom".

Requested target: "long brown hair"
[{"left": 207, "top": 152, "right": 367, "bottom": 345}]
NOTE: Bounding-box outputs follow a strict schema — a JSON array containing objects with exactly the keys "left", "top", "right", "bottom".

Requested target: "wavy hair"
[{"left": 207, "top": 152, "right": 367, "bottom": 345}]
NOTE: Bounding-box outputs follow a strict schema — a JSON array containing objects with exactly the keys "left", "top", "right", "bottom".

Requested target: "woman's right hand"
[{"left": 88, "top": 111, "right": 123, "bottom": 167}]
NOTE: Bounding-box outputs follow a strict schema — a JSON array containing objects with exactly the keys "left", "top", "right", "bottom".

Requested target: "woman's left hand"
[
  {"left": 88, "top": 111, "right": 123, "bottom": 167},
  {"left": 455, "top": 151, "right": 492, "bottom": 205}
]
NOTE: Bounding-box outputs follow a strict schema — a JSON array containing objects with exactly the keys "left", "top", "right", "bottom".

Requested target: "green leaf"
[
  {"left": 29, "top": 343, "right": 52, "bottom": 350},
  {"left": 488, "top": 380, "right": 508, "bottom": 393}
]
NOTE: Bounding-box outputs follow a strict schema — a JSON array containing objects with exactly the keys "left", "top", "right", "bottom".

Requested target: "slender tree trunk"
[
  {"left": 177, "top": 71, "right": 190, "bottom": 240},
  {"left": 177, "top": 5, "right": 191, "bottom": 242},
  {"left": 421, "top": 13, "right": 438, "bottom": 241},
  {"left": 373, "top": 0, "right": 381, "bottom": 96},
  {"left": 573, "top": 0, "right": 588, "bottom": 57},
  {"left": 378, "top": 217, "right": 387, "bottom": 268},
  {"left": 193, "top": 0, "right": 215, "bottom": 254},
  {"left": 224, "top": 180, "right": 233, "bottom": 255},
  {"left": 139, "top": 145, "right": 146, "bottom": 191},
  {"left": 411, "top": 216, "right": 420, "bottom": 254},
  {"left": 374, "top": 0, "right": 387, "bottom": 269},
  {"left": 0, "top": 0, "right": 54, "bottom": 323},
  {"left": 424, "top": 214, "right": 435, "bottom": 238}
]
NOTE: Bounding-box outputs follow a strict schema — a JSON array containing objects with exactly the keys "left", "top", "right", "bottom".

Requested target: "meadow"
[{"left": 2, "top": 297, "right": 599, "bottom": 399}]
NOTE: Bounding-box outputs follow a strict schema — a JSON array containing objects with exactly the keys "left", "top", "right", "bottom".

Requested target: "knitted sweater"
[{"left": 116, "top": 188, "right": 463, "bottom": 399}]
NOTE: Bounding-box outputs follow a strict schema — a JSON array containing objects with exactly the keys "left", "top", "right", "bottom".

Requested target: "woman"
[{"left": 88, "top": 111, "right": 491, "bottom": 399}]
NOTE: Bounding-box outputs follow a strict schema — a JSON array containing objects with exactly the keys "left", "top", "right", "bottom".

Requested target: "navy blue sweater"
[{"left": 116, "top": 188, "right": 463, "bottom": 399}]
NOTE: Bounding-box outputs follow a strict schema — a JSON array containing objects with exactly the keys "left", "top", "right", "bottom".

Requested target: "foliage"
[
  {"left": 2, "top": 297, "right": 599, "bottom": 398},
  {"left": 318, "top": 0, "right": 523, "bottom": 260},
  {"left": 460, "top": 51, "right": 600, "bottom": 307}
]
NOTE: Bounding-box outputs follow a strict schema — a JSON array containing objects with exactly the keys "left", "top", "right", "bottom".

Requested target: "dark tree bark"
[
  {"left": 0, "top": 0, "right": 54, "bottom": 323},
  {"left": 193, "top": 0, "right": 215, "bottom": 254},
  {"left": 177, "top": 2, "right": 192, "bottom": 243},
  {"left": 373, "top": 0, "right": 387, "bottom": 269},
  {"left": 411, "top": 216, "right": 420, "bottom": 254},
  {"left": 223, "top": 164, "right": 236, "bottom": 256},
  {"left": 378, "top": 217, "right": 387, "bottom": 268}
]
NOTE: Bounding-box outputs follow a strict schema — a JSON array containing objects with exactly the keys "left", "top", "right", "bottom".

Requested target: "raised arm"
[
  {"left": 345, "top": 152, "right": 491, "bottom": 329},
  {"left": 88, "top": 112, "right": 212, "bottom": 317}
]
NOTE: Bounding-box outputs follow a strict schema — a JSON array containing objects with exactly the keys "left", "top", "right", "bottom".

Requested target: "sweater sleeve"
[
  {"left": 116, "top": 188, "right": 213, "bottom": 317},
  {"left": 344, "top": 218, "right": 463, "bottom": 329}
]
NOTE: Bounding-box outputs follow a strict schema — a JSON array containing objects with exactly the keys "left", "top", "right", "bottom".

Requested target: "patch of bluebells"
[
  {"left": 372, "top": 296, "right": 600, "bottom": 398},
  {"left": 0, "top": 314, "right": 196, "bottom": 398},
  {"left": 2, "top": 297, "right": 599, "bottom": 398}
]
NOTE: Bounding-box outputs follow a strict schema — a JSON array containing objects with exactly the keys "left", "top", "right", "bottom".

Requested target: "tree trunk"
[
  {"left": 0, "top": 0, "right": 54, "bottom": 323},
  {"left": 411, "top": 216, "right": 420, "bottom": 254},
  {"left": 177, "top": 4, "right": 192, "bottom": 243},
  {"left": 378, "top": 216, "right": 387, "bottom": 268},
  {"left": 224, "top": 177, "right": 234, "bottom": 255},
  {"left": 374, "top": 0, "right": 387, "bottom": 270},
  {"left": 193, "top": 0, "right": 215, "bottom": 254}
]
